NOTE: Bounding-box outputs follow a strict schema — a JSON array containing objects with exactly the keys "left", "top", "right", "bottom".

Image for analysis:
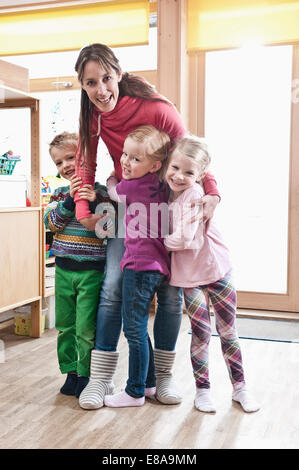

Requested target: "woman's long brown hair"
[{"left": 75, "top": 43, "right": 170, "bottom": 169}]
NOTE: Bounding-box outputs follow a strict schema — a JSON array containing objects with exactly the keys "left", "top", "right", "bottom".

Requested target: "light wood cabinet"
[
  {"left": 0, "top": 64, "right": 42, "bottom": 337},
  {"left": 42, "top": 207, "right": 55, "bottom": 299}
]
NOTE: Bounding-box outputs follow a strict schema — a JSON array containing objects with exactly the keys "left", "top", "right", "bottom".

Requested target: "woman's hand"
[
  {"left": 79, "top": 214, "right": 106, "bottom": 231},
  {"left": 77, "top": 184, "right": 97, "bottom": 202},
  {"left": 69, "top": 175, "right": 82, "bottom": 198},
  {"left": 191, "top": 195, "right": 220, "bottom": 228}
]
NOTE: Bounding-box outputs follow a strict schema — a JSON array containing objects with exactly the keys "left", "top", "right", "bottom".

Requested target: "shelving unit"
[
  {"left": 0, "top": 67, "right": 42, "bottom": 337},
  {"left": 42, "top": 208, "right": 55, "bottom": 299}
]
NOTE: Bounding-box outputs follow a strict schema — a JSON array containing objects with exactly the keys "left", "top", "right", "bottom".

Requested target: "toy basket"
[
  {"left": 14, "top": 306, "right": 47, "bottom": 336},
  {"left": 0, "top": 156, "right": 20, "bottom": 175}
]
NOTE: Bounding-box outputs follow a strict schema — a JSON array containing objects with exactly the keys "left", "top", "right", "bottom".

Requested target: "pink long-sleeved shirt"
[
  {"left": 164, "top": 184, "right": 231, "bottom": 287},
  {"left": 74, "top": 95, "right": 220, "bottom": 221}
]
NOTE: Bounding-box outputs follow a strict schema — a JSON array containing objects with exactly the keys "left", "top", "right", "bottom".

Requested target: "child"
[
  {"left": 44, "top": 132, "right": 110, "bottom": 398},
  {"left": 164, "top": 136, "right": 260, "bottom": 413},
  {"left": 103, "top": 125, "right": 171, "bottom": 407}
]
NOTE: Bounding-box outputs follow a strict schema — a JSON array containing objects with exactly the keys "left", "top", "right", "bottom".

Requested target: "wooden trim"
[
  {"left": 0, "top": 59, "right": 29, "bottom": 93},
  {"left": 0, "top": 318, "right": 14, "bottom": 329},
  {"left": 157, "top": 0, "right": 188, "bottom": 124},
  {"left": 231, "top": 309, "right": 298, "bottom": 322},
  {"left": 0, "top": 207, "right": 40, "bottom": 213},
  {"left": 288, "top": 44, "right": 299, "bottom": 311},
  {"left": 0, "top": 297, "right": 41, "bottom": 315},
  {"left": 188, "top": 52, "right": 205, "bottom": 136},
  {"left": 0, "top": 98, "right": 37, "bottom": 109},
  {"left": 182, "top": 305, "right": 299, "bottom": 322},
  {"left": 30, "top": 299, "right": 42, "bottom": 337},
  {"left": 150, "top": 0, "right": 157, "bottom": 14},
  {"left": 30, "top": 69, "right": 157, "bottom": 93},
  {"left": 30, "top": 101, "right": 41, "bottom": 207},
  {"left": 237, "top": 309, "right": 299, "bottom": 322},
  {"left": 30, "top": 76, "right": 80, "bottom": 92}
]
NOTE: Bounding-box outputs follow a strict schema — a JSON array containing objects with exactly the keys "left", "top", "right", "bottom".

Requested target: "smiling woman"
[{"left": 81, "top": 61, "right": 121, "bottom": 113}]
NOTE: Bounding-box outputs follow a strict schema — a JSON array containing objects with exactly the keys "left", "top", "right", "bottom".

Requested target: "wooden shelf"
[
  {"left": 44, "top": 288, "right": 55, "bottom": 298},
  {"left": 0, "top": 84, "right": 32, "bottom": 101},
  {"left": 0, "top": 61, "right": 42, "bottom": 338},
  {"left": 0, "top": 206, "right": 41, "bottom": 213}
]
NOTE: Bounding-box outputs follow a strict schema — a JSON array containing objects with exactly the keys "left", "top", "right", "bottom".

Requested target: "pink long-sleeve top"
[
  {"left": 74, "top": 95, "right": 220, "bottom": 221},
  {"left": 164, "top": 184, "right": 232, "bottom": 287}
]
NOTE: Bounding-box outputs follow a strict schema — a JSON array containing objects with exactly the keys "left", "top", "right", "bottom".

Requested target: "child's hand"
[
  {"left": 69, "top": 175, "right": 82, "bottom": 198},
  {"left": 109, "top": 170, "right": 116, "bottom": 178},
  {"left": 80, "top": 214, "right": 106, "bottom": 231},
  {"left": 77, "top": 184, "right": 96, "bottom": 202},
  {"left": 190, "top": 194, "right": 219, "bottom": 230}
]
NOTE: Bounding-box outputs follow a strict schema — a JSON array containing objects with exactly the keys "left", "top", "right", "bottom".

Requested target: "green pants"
[{"left": 55, "top": 265, "right": 104, "bottom": 377}]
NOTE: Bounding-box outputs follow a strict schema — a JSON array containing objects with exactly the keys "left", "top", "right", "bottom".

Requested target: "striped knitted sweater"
[{"left": 44, "top": 182, "right": 110, "bottom": 270}]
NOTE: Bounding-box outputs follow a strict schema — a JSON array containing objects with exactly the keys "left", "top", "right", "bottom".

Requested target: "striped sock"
[
  {"left": 154, "top": 349, "right": 182, "bottom": 405},
  {"left": 79, "top": 350, "right": 119, "bottom": 410}
]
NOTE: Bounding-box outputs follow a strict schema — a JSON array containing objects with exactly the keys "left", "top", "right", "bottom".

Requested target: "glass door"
[{"left": 202, "top": 44, "right": 299, "bottom": 312}]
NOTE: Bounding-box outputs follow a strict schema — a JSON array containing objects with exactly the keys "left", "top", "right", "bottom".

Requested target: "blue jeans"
[
  {"left": 95, "top": 236, "right": 183, "bottom": 352},
  {"left": 122, "top": 269, "right": 164, "bottom": 397}
]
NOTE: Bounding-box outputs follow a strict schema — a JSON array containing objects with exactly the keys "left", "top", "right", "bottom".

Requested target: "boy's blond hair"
[{"left": 49, "top": 132, "right": 78, "bottom": 156}]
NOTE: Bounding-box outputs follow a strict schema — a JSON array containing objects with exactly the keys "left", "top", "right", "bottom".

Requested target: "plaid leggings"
[{"left": 184, "top": 271, "right": 245, "bottom": 389}]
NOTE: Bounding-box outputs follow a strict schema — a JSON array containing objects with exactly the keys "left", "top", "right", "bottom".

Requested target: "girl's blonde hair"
[
  {"left": 170, "top": 135, "right": 211, "bottom": 172},
  {"left": 49, "top": 132, "right": 78, "bottom": 155},
  {"left": 126, "top": 125, "right": 171, "bottom": 179}
]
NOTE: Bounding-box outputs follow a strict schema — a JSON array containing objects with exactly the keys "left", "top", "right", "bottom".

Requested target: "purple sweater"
[{"left": 107, "top": 173, "right": 170, "bottom": 280}]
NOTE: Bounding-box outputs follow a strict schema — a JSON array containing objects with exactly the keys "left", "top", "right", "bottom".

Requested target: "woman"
[{"left": 73, "top": 43, "right": 220, "bottom": 409}]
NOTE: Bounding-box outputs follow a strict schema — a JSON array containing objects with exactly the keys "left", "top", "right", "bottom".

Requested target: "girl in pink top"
[{"left": 164, "top": 136, "right": 260, "bottom": 414}]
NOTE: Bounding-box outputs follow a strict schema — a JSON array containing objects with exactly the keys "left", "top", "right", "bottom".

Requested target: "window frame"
[{"left": 189, "top": 45, "right": 299, "bottom": 314}]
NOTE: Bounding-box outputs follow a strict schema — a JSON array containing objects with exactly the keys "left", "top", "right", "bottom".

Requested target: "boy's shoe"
[
  {"left": 75, "top": 376, "right": 89, "bottom": 398},
  {"left": 60, "top": 372, "right": 78, "bottom": 396}
]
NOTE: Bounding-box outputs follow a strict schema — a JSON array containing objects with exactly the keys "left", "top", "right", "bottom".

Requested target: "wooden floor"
[{"left": 0, "top": 313, "right": 298, "bottom": 450}]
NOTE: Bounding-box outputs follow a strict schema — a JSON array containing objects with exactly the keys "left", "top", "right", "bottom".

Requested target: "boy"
[{"left": 44, "top": 132, "right": 111, "bottom": 398}]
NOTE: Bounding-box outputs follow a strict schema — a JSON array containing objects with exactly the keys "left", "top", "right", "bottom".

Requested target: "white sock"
[
  {"left": 104, "top": 390, "right": 145, "bottom": 408},
  {"left": 145, "top": 387, "right": 156, "bottom": 397},
  {"left": 194, "top": 388, "right": 216, "bottom": 413},
  {"left": 232, "top": 385, "right": 260, "bottom": 412}
]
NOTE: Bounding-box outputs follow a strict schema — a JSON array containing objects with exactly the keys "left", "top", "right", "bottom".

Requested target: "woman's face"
[{"left": 82, "top": 60, "right": 122, "bottom": 113}]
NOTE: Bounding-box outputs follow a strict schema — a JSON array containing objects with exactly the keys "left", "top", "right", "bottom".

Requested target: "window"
[{"left": 205, "top": 45, "right": 292, "bottom": 294}]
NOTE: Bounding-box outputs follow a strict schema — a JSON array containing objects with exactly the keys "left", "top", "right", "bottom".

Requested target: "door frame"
[{"left": 188, "top": 45, "right": 299, "bottom": 314}]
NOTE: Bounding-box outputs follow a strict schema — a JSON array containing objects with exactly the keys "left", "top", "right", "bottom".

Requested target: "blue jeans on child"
[
  {"left": 94, "top": 237, "right": 183, "bottom": 353},
  {"left": 122, "top": 268, "right": 165, "bottom": 397}
]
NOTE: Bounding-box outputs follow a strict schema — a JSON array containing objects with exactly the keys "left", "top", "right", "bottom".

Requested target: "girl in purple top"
[{"left": 104, "top": 125, "right": 171, "bottom": 407}]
